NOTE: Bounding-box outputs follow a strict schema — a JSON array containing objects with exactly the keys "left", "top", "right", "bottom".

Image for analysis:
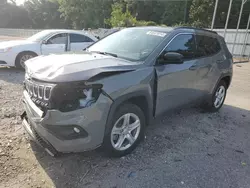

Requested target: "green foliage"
[
  {"left": 105, "top": 2, "right": 158, "bottom": 27},
  {"left": 136, "top": 21, "right": 157, "bottom": 26},
  {"left": 105, "top": 3, "right": 136, "bottom": 27},
  {"left": 1, "top": 0, "right": 250, "bottom": 29},
  {"left": 24, "top": 0, "right": 66, "bottom": 29},
  {"left": 57, "top": 0, "right": 112, "bottom": 29},
  {"left": 160, "top": 1, "right": 188, "bottom": 26},
  {"left": 0, "top": 0, "right": 32, "bottom": 28},
  {"left": 189, "top": 0, "right": 214, "bottom": 28}
]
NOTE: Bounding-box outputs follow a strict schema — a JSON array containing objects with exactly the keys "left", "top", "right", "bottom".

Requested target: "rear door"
[
  {"left": 69, "top": 33, "right": 95, "bottom": 51},
  {"left": 194, "top": 35, "right": 223, "bottom": 96},
  {"left": 41, "top": 33, "right": 67, "bottom": 55},
  {"left": 155, "top": 34, "right": 201, "bottom": 116}
]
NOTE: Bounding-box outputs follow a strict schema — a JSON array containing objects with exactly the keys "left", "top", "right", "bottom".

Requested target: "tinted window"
[
  {"left": 70, "top": 34, "right": 93, "bottom": 43},
  {"left": 196, "top": 35, "right": 221, "bottom": 57},
  {"left": 47, "top": 34, "right": 67, "bottom": 44},
  {"left": 164, "top": 34, "right": 196, "bottom": 60}
]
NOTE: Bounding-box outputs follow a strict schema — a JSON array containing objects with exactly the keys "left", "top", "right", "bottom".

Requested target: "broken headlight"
[{"left": 51, "top": 83, "right": 103, "bottom": 112}]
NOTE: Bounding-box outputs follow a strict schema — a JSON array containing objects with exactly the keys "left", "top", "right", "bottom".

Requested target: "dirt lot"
[{"left": 0, "top": 63, "right": 250, "bottom": 188}]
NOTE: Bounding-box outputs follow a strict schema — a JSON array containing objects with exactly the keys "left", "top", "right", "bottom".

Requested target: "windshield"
[
  {"left": 27, "top": 30, "right": 53, "bottom": 42},
  {"left": 88, "top": 28, "right": 168, "bottom": 61}
]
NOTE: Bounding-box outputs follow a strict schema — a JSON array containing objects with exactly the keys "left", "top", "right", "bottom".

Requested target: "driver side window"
[
  {"left": 164, "top": 34, "right": 196, "bottom": 60},
  {"left": 47, "top": 33, "right": 67, "bottom": 44}
]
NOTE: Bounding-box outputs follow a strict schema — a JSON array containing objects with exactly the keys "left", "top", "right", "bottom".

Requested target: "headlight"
[
  {"left": 52, "top": 83, "right": 103, "bottom": 112},
  {"left": 0, "top": 47, "right": 12, "bottom": 53}
]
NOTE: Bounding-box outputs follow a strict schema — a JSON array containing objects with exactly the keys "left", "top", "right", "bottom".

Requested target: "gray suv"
[{"left": 21, "top": 27, "right": 233, "bottom": 157}]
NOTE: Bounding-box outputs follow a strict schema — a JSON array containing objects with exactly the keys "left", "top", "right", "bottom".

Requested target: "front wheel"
[
  {"left": 15, "top": 52, "right": 36, "bottom": 69},
  {"left": 103, "top": 103, "right": 146, "bottom": 157}
]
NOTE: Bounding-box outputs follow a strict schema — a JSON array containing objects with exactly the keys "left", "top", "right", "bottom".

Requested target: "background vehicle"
[
  {"left": 0, "top": 29, "right": 97, "bottom": 68},
  {"left": 21, "top": 27, "right": 233, "bottom": 157}
]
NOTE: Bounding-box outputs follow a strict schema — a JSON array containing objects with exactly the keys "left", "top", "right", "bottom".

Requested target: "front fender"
[
  {"left": 95, "top": 66, "right": 156, "bottom": 126},
  {"left": 13, "top": 44, "right": 42, "bottom": 57}
]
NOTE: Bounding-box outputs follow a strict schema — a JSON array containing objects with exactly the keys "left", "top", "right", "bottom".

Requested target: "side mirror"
[
  {"left": 42, "top": 40, "right": 47, "bottom": 44},
  {"left": 159, "top": 52, "right": 184, "bottom": 65}
]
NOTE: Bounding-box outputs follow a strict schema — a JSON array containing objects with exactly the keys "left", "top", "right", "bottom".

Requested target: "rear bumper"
[{"left": 22, "top": 90, "right": 112, "bottom": 153}]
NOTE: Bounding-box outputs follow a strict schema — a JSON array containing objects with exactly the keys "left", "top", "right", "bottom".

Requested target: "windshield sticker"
[{"left": 146, "top": 31, "right": 166, "bottom": 37}]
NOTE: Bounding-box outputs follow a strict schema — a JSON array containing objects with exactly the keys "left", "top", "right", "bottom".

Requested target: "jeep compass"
[{"left": 21, "top": 27, "right": 233, "bottom": 157}]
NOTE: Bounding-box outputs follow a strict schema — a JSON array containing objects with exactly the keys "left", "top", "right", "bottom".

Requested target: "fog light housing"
[{"left": 43, "top": 124, "right": 88, "bottom": 140}]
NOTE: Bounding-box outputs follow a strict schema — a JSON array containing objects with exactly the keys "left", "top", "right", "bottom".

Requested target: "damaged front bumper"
[{"left": 21, "top": 90, "right": 112, "bottom": 154}]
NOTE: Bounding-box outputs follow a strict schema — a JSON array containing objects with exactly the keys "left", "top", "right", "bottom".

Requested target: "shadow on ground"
[{"left": 32, "top": 104, "right": 250, "bottom": 188}]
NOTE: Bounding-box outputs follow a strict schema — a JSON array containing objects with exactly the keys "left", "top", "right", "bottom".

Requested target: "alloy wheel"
[{"left": 111, "top": 113, "right": 141, "bottom": 151}]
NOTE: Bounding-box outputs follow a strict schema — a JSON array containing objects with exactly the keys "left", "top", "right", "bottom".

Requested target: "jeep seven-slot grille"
[{"left": 25, "top": 80, "right": 52, "bottom": 100}]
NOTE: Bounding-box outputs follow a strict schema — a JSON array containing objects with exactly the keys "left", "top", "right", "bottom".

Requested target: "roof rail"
[{"left": 174, "top": 27, "right": 217, "bottom": 34}]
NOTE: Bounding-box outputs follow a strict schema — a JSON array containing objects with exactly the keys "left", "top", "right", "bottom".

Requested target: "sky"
[{"left": 13, "top": 0, "right": 26, "bottom": 5}]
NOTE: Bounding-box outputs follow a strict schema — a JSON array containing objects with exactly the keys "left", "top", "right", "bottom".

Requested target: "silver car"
[{"left": 21, "top": 27, "right": 233, "bottom": 157}]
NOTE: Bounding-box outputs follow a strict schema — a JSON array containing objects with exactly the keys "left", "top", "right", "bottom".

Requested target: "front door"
[
  {"left": 155, "top": 34, "right": 201, "bottom": 116},
  {"left": 41, "top": 33, "right": 68, "bottom": 55}
]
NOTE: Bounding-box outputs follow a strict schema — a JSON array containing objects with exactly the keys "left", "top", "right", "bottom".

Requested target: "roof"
[
  {"left": 125, "top": 26, "right": 174, "bottom": 33},
  {"left": 174, "top": 27, "right": 218, "bottom": 35},
  {"left": 124, "top": 26, "right": 218, "bottom": 36}
]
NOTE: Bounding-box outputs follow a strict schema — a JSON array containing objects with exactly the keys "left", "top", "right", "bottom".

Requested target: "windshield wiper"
[{"left": 91, "top": 51, "right": 118, "bottom": 58}]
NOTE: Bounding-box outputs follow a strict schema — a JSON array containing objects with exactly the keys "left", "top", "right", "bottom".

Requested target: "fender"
[
  {"left": 105, "top": 89, "right": 154, "bottom": 130},
  {"left": 211, "top": 72, "right": 232, "bottom": 95}
]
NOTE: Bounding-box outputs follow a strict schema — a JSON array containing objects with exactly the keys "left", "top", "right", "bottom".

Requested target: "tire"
[
  {"left": 15, "top": 52, "right": 37, "bottom": 69},
  {"left": 102, "top": 103, "right": 146, "bottom": 157},
  {"left": 204, "top": 80, "right": 227, "bottom": 112}
]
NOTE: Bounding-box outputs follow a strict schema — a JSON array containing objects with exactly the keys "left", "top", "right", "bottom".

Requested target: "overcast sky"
[{"left": 14, "top": 0, "right": 25, "bottom": 5}]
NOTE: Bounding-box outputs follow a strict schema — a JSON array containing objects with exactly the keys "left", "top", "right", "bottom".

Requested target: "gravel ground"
[{"left": 0, "top": 62, "right": 250, "bottom": 188}]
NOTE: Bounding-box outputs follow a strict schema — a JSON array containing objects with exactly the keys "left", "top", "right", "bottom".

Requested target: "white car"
[{"left": 0, "top": 29, "right": 98, "bottom": 68}]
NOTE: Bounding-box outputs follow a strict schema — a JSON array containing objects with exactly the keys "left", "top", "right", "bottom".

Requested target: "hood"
[
  {"left": 26, "top": 52, "right": 141, "bottom": 82},
  {"left": 0, "top": 40, "right": 35, "bottom": 48}
]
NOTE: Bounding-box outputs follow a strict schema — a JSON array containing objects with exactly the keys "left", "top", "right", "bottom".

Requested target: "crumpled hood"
[
  {"left": 25, "top": 52, "right": 140, "bottom": 82},
  {"left": 0, "top": 40, "right": 35, "bottom": 48}
]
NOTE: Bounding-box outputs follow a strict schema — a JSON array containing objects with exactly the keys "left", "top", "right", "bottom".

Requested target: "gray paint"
[{"left": 23, "top": 27, "right": 233, "bottom": 153}]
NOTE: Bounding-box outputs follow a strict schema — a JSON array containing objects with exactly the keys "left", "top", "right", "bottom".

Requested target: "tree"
[
  {"left": 105, "top": 2, "right": 136, "bottom": 27},
  {"left": 57, "top": 0, "right": 113, "bottom": 29},
  {"left": 0, "top": 0, "right": 32, "bottom": 28},
  {"left": 125, "top": 0, "right": 191, "bottom": 26},
  {"left": 24, "top": 0, "right": 67, "bottom": 29},
  {"left": 189, "top": 0, "right": 215, "bottom": 28}
]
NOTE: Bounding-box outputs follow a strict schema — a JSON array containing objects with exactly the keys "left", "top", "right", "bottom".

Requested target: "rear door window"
[
  {"left": 196, "top": 35, "right": 221, "bottom": 58},
  {"left": 70, "top": 34, "right": 94, "bottom": 43}
]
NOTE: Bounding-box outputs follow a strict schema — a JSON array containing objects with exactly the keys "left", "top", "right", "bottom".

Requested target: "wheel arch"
[
  {"left": 15, "top": 51, "right": 38, "bottom": 66},
  {"left": 221, "top": 75, "right": 231, "bottom": 89},
  {"left": 212, "top": 73, "right": 232, "bottom": 94},
  {"left": 105, "top": 91, "right": 154, "bottom": 131}
]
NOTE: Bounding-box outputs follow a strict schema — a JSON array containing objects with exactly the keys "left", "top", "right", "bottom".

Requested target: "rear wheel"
[
  {"left": 103, "top": 103, "right": 146, "bottom": 157},
  {"left": 15, "top": 52, "right": 37, "bottom": 69},
  {"left": 204, "top": 80, "right": 227, "bottom": 112}
]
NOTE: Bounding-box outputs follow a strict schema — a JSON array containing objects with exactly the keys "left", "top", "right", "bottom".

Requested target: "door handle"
[
  {"left": 189, "top": 65, "right": 198, "bottom": 70},
  {"left": 216, "top": 60, "right": 223, "bottom": 63}
]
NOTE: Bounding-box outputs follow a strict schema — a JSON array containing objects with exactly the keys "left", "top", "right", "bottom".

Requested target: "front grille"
[
  {"left": 25, "top": 79, "right": 53, "bottom": 101},
  {"left": 24, "top": 76, "right": 55, "bottom": 109}
]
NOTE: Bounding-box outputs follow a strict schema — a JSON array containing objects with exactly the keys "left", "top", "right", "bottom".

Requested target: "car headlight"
[
  {"left": 0, "top": 47, "right": 12, "bottom": 53},
  {"left": 51, "top": 83, "right": 103, "bottom": 112}
]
